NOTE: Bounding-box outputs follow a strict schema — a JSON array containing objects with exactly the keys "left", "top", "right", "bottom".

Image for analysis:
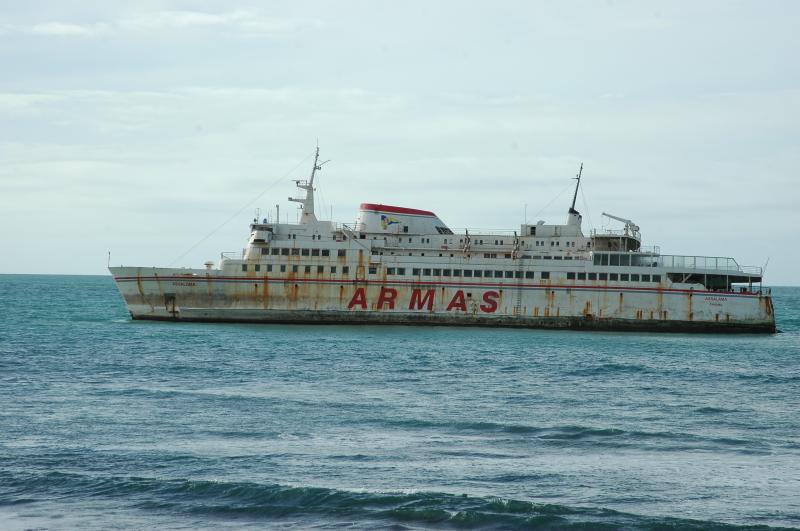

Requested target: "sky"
[{"left": 1, "top": 1, "right": 798, "bottom": 284}]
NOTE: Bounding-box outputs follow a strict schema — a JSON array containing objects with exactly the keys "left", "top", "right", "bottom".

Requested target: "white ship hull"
[{"left": 110, "top": 266, "right": 775, "bottom": 333}]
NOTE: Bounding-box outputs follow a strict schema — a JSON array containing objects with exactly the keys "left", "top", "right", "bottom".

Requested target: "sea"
[{"left": 0, "top": 275, "right": 798, "bottom": 530}]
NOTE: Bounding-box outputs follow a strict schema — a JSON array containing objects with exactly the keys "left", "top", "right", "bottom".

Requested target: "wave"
[
  {"left": 0, "top": 471, "right": 786, "bottom": 530},
  {"left": 368, "top": 418, "right": 770, "bottom": 453}
]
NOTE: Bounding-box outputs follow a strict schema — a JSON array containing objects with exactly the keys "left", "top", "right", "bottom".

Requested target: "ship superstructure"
[{"left": 110, "top": 149, "right": 775, "bottom": 333}]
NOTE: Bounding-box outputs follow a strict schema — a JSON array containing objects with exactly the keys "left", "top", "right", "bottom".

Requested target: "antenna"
[{"left": 570, "top": 163, "right": 583, "bottom": 214}]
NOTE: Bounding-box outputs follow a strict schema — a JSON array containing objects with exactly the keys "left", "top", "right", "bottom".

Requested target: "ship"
[{"left": 110, "top": 148, "right": 776, "bottom": 333}]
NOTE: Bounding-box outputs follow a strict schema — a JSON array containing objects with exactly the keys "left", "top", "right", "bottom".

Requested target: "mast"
[
  {"left": 289, "top": 145, "right": 329, "bottom": 224},
  {"left": 569, "top": 162, "right": 583, "bottom": 214}
]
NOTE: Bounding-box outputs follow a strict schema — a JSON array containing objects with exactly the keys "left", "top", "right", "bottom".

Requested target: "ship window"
[
  {"left": 442, "top": 269, "right": 451, "bottom": 276},
  {"left": 540, "top": 272, "right": 550, "bottom": 280},
  {"left": 280, "top": 265, "right": 286, "bottom": 272},
  {"left": 453, "top": 269, "right": 461, "bottom": 277},
  {"left": 397, "top": 268, "right": 406, "bottom": 275},
  {"left": 530, "top": 227, "right": 536, "bottom": 236},
  {"left": 328, "top": 266, "right": 335, "bottom": 273},
  {"left": 305, "top": 265, "right": 312, "bottom": 273},
  {"left": 564, "top": 256, "right": 573, "bottom": 260},
  {"left": 242, "top": 264, "right": 247, "bottom": 272},
  {"left": 494, "top": 240, "right": 498, "bottom": 245},
  {"left": 387, "top": 267, "right": 396, "bottom": 275},
  {"left": 504, "top": 271, "right": 513, "bottom": 278},
  {"left": 292, "top": 265, "right": 298, "bottom": 273},
  {"left": 505, "top": 253, "right": 512, "bottom": 259},
  {"left": 515, "top": 271, "right": 522, "bottom": 279},
  {"left": 599, "top": 273, "right": 608, "bottom": 280},
  {"left": 271, "top": 248, "right": 279, "bottom": 255},
  {"left": 588, "top": 272, "right": 596, "bottom": 280},
  {"left": 473, "top": 270, "right": 482, "bottom": 278},
  {"left": 609, "top": 273, "right": 618, "bottom": 281},
  {"left": 525, "top": 271, "right": 534, "bottom": 279},
  {"left": 266, "top": 265, "right": 273, "bottom": 272},
  {"left": 652, "top": 275, "right": 661, "bottom": 282},
  {"left": 321, "top": 249, "right": 330, "bottom": 257},
  {"left": 610, "top": 254, "right": 620, "bottom": 266},
  {"left": 601, "top": 254, "right": 609, "bottom": 266},
  {"left": 620, "top": 255, "right": 630, "bottom": 266},
  {"left": 255, "top": 264, "right": 261, "bottom": 272},
  {"left": 261, "top": 248, "right": 269, "bottom": 255},
  {"left": 641, "top": 274, "right": 651, "bottom": 282},
  {"left": 317, "top": 266, "right": 324, "bottom": 273},
  {"left": 593, "top": 254, "right": 601, "bottom": 265},
  {"left": 338, "top": 250, "right": 346, "bottom": 257},
  {"left": 301, "top": 249, "right": 310, "bottom": 256},
  {"left": 423, "top": 268, "right": 431, "bottom": 276},
  {"left": 550, "top": 241, "right": 555, "bottom": 246},
  {"left": 554, "top": 256, "right": 562, "bottom": 260},
  {"left": 620, "top": 273, "right": 629, "bottom": 281},
  {"left": 556, "top": 241, "right": 560, "bottom": 246},
  {"left": 360, "top": 234, "right": 366, "bottom": 239},
  {"left": 464, "top": 270, "right": 473, "bottom": 277},
  {"left": 413, "top": 268, "right": 421, "bottom": 275},
  {"left": 311, "top": 249, "right": 320, "bottom": 256},
  {"left": 369, "top": 266, "right": 377, "bottom": 274},
  {"left": 567, "top": 272, "right": 575, "bottom": 280},
  {"left": 494, "top": 270, "right": 503, "bottom": 278},
  {"left": 281, "top": 248, "right": 290, "bottom": 256},
  {"left": 403, "top": 226, "right": 408, "bottom": 233},
  {"left": 543, "top": 256, "right": 552, "bottom": 260},
  {"left": 342, "top": 266, "right": 349, "bottom": 274},
  {"left": 291, "top": 248, "right": 300, "bottom": 256},
  {"left": 433, "top": 268, "right": 441, "bottom": 275},
  {"left": 630, "top": 274, "right": 639, "bottom": 281},
  {"left": 577, "top": 272, "right": 586, "bottom": 280}
]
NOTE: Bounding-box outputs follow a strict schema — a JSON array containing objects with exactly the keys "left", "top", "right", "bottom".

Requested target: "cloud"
[
  {"left": 11, "top": 10, "right": 315, "bottom": 39},
  {"left": 29, "top": 22, "right": 109, "bottom": 37}
]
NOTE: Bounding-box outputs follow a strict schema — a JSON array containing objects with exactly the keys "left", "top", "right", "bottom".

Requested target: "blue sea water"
[{"left": 0, "top": 275, "right": 798, "bottom": 530}]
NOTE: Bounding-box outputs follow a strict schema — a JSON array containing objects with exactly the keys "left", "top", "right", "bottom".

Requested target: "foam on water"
[{"left": 0, "top": 275, "right": 798, "bottom": 530}]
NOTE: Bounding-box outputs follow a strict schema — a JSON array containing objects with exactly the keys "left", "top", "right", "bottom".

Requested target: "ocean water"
[{"left": 0, "top": 275, "right": 798, "bottom": 530}]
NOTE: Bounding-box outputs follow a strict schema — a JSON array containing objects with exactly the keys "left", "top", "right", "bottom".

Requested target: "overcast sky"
[{"left": 1, "top": 1, "right": 798, "bottom": 284}]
